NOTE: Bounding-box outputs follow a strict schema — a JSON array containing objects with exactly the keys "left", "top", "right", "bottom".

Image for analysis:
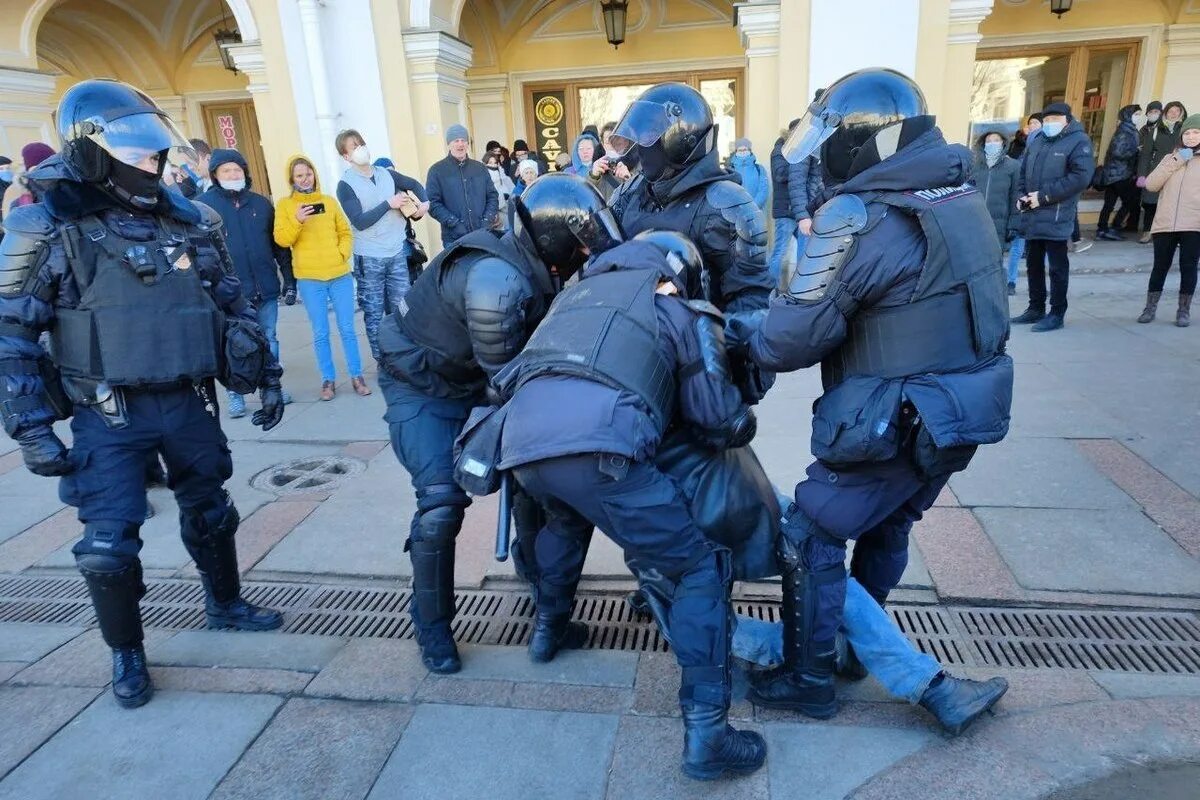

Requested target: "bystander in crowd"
[
  {"left": 728, "top": 138, "right": 769, "bottom": 213},
  {"left": 426, "top": 124, "right": 497, "bottom": 247},
  {"left": 973, "top": 131, "right": 1021, "bottom": 294},
  {"left": 274, "top": 154, "right": 369, "bottom": 400}
]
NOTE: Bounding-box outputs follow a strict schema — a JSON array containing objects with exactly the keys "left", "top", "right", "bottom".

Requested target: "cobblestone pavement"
[{"left": 2, "top": 244, "right": 1200, "bottom": 798}]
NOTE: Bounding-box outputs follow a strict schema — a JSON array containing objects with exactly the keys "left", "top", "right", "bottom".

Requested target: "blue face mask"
[
  {"left": 0, "top": 167, "right": 11, "bottom": 181},
  {"left": 984, "top": 142, "right": 1004, "bottom": 157},
  {"left": 1042, "top": 121, "right": 1065, "bottom": 138}
]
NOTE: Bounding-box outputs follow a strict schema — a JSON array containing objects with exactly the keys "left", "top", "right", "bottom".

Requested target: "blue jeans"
[
  {"left": 769, "top": 217, "right": 797, "bottom": 282},
  {"left": 297, "top": 274, "right": 362, "bottom": 382},
  {"left": 1006, "top": 237, "right": 1024, "bottom": 285},
  {"left": 354, "top": 250, "right": 411, "bottom": 361},
  {"left": 228, "top": 298, "right": 280, "bottom": 401},
  {"left": 732, "top": 578, "right": 941, "bottom": 703}
]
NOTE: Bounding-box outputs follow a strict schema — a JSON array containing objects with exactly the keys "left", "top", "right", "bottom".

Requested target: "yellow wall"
[{"left": 981, "top": 0, "right": 1173, "bottom": 35}]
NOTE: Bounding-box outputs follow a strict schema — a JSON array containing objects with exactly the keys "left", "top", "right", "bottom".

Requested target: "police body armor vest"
[
  {"left": 49, "top": 214, "right": 223, "bottom": 387},
  {"left": 619, "top": 184, "right": 712, "bottom": 303},
  {"left": 497, "top": 268, "right": 675, "bottom": 428},
  {"left": 397, "top": 229, "right": 549, "bottom": 387},
  {"left": 823, "top": 184, "right": 1009, "bottom": 387}
]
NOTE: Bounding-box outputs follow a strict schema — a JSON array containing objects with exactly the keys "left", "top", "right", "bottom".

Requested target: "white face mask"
[
  {"left": 1147, "top": 112, "right": 1161, "bottom": 123},
  {"left": 1132, "top": 114, "right": 1146, "bottom": 128},
  {"left": 351, "top": 145, "right": 371, "bottom": 166},
  {"left": 219, "top": 178, "right": 246, "bottom": 192}
]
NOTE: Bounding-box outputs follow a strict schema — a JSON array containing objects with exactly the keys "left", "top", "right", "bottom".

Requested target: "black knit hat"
[
  {"left": 1146, "top": 100, "right": 1163, "bottom": 113},
  {"left": 1041, "top": 101, "right": 1072, "bottom": 118},
  {"left": 484, "top": 140, "right": 502, "bottom": 152},
  {"left": 513, "top": 139, "right": 529, "bottom": 151}
]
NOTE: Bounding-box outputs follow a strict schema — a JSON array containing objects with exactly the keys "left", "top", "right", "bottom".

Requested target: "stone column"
[
  {"left": 401, "top": 30, "right": 473, "bottom": 174},
  {"left": 1161, "top": 24, "right": 1200, "bottom": 118},
  {"left": 298, "top": 0, "right": 342, "bottom": 182},
  {"left": 466, "top": 74, "right": 511, "bottom": 158},
  {"left": 735, "top": 1, "right": 781, "bottom": 160},
  {"left": 0, "top": 68, "right": 56, "bottom": 156},
  {"left": 939, "top": 0, "right": 995, "bottom": 144}
]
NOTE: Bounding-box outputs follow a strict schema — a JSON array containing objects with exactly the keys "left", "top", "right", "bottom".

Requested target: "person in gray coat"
[
  {"left": 1010, "top": 102, "right": 1095, "bottom": 332},
  {"left": 972, "top": 131, "right": 1021, "bottom": 294}
]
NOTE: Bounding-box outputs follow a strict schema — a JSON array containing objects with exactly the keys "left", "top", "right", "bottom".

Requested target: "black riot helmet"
[
  {"left": 783, "top": 68, "right": 931, "bottom": 182},
  {"left": 56, "top": 79, "right": 194, "bottom": 210},
  {"left": 633, "top": 229, "right": 703, "bottom": 284},
  {"left": 607, "top": 83, "right": 715, "bottom": 181},
  {"left": 513, "top": 173, "right": 623, "bottom": 279}
]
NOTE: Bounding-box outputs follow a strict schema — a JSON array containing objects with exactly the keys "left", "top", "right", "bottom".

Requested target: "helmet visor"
[
  {"left": 782, "top": 106, "right": 843, "bottom": 164},
  {"left": 608, "top": 100, "right": 673, "bottom": 158},
  {"left": 89, "top": 111, "right": 194, "bottom": 167},
  {"left": 571, "top": 206, "right": 624, "bottom": 256}
]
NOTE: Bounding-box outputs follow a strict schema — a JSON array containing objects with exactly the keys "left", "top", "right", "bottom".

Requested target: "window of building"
[{"left": 971, "top": 41, "right": 1139, "bottom": 160}]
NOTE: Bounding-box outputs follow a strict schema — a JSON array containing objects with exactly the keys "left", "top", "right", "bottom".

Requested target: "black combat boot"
[
  {"left": 182, "top": 498, "right": 282, "bottom": 631},
  {"left": 77, "top": 549, "right": 154, "bottom": 708},
  {"left": 408, "top": 537, "right": 461, "bottom": 674},
  {"left": 681, "top": 702, "right": 767, "bottom": 781},
  {"left": 528, "top": 610, "right": 589, "bottom": 663},
  {"left": 918, "top": 672, "right": 1009, "bottom": 735},
  {"left": 111, "top": 645, "right": 153, "bottom": 709}
]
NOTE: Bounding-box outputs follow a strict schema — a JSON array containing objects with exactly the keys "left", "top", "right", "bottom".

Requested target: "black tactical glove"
[
  {"left": 282, "top": 285, "right": 297, "bottom": 306},
  {"left": 253, "top": 378, "right": 285, "bottom": 432},
  {"left": 723, "top": 309, "right": 767, "bottom": 355},
  {"left": 17, "top": 425, "right": 74, "bottom": 477}
]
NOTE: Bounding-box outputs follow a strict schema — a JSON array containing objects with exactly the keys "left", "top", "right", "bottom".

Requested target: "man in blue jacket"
[
  {"left": 727, "top": 68, "right": 1013, "bottom": 719},
  {"left": 425, "top": 124, "right": 499, "bottom": 248},
  {"left": 197, "top": 148, "right": 294, "bottom": 414},
  {"left": 1010, "top": 102, "right": 1095, "bottom": 332}
]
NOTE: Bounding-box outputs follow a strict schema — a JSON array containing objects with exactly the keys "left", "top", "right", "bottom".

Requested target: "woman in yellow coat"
[{"left": 274, "top": 154, "right": 370, "bottom": 400}]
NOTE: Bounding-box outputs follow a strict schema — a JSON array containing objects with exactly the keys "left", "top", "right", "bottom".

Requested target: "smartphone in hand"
[{"left": 308, "top": 202, "right": 327, "bottom": 215}]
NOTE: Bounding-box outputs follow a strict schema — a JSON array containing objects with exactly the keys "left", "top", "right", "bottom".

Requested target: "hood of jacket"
[
  {"left": 648, "top": 147, "right": 735, "bottom": 203},
  {"left": 825, "top": 128, "right": 972, "bottom": 200},
  {"left": 570, "top": 132, "right": 600, "bottom": 173},
  {"left": 1117, "top": 104, "right": 1140, "bottom": 125},
  {"left": 208, "top": 148, "right": 253, "bottom": 195},
  {"left": 283, "top": 153, "right": 322, "bottom": 197},
  {"left": 580, "top": 239, "right": 689, "bottom": 297}
]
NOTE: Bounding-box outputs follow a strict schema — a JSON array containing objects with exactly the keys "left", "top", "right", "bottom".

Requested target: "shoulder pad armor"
[
  {"left": 786, "top": 194, "right": 868, "bottom": 303},
  {"left": 686, "top": 298, "right": 724, "bottom": 322},
  {"left": 0, "top": 204, "right": 56, "bottom": 298},
  {"left": 191, "top": 200, "right": 224, "bottom": 233},
  {"left": 705, "top": 180, "right": 755, "bottom": 211}
]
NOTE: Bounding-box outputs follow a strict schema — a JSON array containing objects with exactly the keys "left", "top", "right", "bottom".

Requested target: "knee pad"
[
  {"left": 180, "top": 491, "right": 239, "bottom": 548},
  {"left": 410, "top": 503, "right": 464, "bottom": 546},
  {"left": 72, "top": 520, "right": 142, "bottom": 562}
]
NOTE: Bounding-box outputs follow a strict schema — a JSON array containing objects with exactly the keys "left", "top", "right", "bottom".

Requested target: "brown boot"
[
  {"left": 319, "top": 381, "right": 335, "bottom": 401},
  {"left": 1177, "top": 294, "right": 1192, "bottom": 328},
  {"left": 351, "top": 376, "right": 372, "bottom": 396},
  {"left": 1137, "top": 291, "right": 1161, "bottom": 323}
]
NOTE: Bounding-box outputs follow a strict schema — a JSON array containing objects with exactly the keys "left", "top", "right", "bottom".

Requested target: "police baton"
[{"left": 495, "top": 471, "right": 513, "bottom": 562}]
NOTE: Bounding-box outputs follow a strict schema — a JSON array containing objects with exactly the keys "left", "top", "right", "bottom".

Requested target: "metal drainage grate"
[
  {"left": 2, "top": 575, "right": 1199, "bottom": 674},
  {"left": 249, "top": 455, "right": 366, "bottom": 495}
]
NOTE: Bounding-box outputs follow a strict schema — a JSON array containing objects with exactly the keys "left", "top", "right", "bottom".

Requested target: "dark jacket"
[
  {"left": 1006, "top": 131, "right": 1028, "bottom": 161},
  {"left": 425, "top": 154, "right": 499, "bottom": 247},
  {"left": 972, "top": 140, "right": 1021, "bottom": 244},
  {"left": 1139, "top": 117, "right": 1186, "bottom": 204},
  {"left": 1016, "top": 119, "right": 1095, "bottom": 241},
  {"left": 612, "top": 148, "right": 772, "bottom": 313},
  {"left": 499, "top": 240, "right": 751, "bottom": 467},
  {"left": 745, "top": 128, "right": 1011, "bottom": 464},
  {"left": 1099, "top": 106, "right": 1142, "bottom": 186},
  {"left": 0, "top": 158, "right": 272, "bottom": 435},
  {"left": 769, "top": 135, "right": 822, "bottom": 219},
  {"left": 196, "top": 149, "right": 289, "bottom": 302}
]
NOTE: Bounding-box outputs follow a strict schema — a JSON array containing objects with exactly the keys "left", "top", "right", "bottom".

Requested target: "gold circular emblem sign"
[{"left": 535, "top": 96, "right": 564, "bottom": 126}]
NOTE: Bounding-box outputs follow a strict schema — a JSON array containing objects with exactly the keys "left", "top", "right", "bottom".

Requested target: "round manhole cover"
[{"left": 250, "top": 455, "right": 367, "bottom": 495}]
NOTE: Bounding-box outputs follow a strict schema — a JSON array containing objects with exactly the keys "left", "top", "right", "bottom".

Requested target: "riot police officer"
[
  {"left": 606, "top": 83, "right": 773, "bottom": 314},
  {"left": 0, "top": 80, "right": 285, "bottom": 709},
  {"left": 727, "top": 69, "right": 1013, "bottom": 718},
  {"left": 376, "top": 174, "right": 621, "bottom": 674},
  {"left": 491, "top": 231, "right": 764, "bottom": 781}
]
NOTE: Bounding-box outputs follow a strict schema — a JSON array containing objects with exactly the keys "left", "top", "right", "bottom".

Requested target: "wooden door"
[{"left": 201, "top": 100, "right": 271, "bottom": 196}]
